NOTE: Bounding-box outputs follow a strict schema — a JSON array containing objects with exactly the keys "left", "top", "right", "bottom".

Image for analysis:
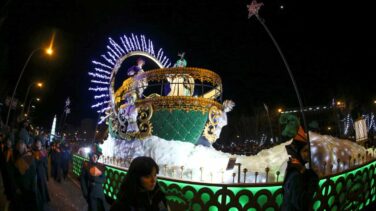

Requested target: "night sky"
[{"left": 0, "top": 0, "right": 374, "bottom": 128}]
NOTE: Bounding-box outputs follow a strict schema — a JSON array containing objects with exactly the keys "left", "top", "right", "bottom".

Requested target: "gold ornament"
[
  {"left": 203, "top": 122, "right": 217, "bottom": 144},
  {"left": 138, "top": 103, "right": 153, "bottom": 122},
  {"left": 208, "top": 106, "right": 222, "bottom": 125},
  {"left": 137, "top": 121, "right": 153, "bottom": 139}
]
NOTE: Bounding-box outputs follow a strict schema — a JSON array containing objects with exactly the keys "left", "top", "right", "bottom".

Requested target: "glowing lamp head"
[
  {"left": 37, "top": 82, "right": 43, "bottom": 88},
  {"left": 278, "top": 108, "right": 283, "bottom": 113},
  {"left": 45, "top": 48, "right": 53, "bottom": 55}
]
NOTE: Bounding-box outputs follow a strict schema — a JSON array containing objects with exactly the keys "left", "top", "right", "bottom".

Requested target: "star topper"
[
  {"left": 178, "top": 52, "right": 185, "bottom": 59},
  {"left": 65, "top": 107, "right": 71, "bottom": 114},
  {"left": 247, "top": 0, "right": 264, "bottom": 19},
  {"left": 65, "top": 97, "right": 71, "bottom": 107}
]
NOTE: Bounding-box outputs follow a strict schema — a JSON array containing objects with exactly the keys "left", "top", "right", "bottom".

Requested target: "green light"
[
  {"left": 313, "top": 200, "right": 321, "bottom": 209},
  {"left": 208, "top": 206, "right": 218, "bottom": 211},
  {"left": 239, "top": 195, "right": 249, "bottom": 207},
  {"left": 72, "top": 155, "right": 376, "bottom": 210},
  {"left": 201, "top": 193, "right": 210, "bottom": 204}
]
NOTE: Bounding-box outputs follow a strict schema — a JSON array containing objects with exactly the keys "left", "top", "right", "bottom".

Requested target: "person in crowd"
[
  {"left": 18, "top": 120, "right": 31, "bottom": 147},
  {"left": 13, "top": 140, "right": 41, "bottom": 210},
  {"left": 110, "top": 156, "right": 169, "bottom": 211},
  {"left": 0, "top": 137, "right": 17, "bottom": 208},
  {"left": 279, "top": 114, "right": 319, "bottom": 211},
  {"left": 50, "top": 140, "right": 62, "bottom": 182},
  {"left": 61, "top": 141, "right": 71, "bottom": 180},
  {"left": 33, "top": 139, "right": 50, "bottom": 207},
  {"left": 80, "top": 147, "right": 109, "bottom": 211}
]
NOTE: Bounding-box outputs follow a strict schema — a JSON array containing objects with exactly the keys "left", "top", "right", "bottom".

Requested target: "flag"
[{"left": 64, "top": 97, "right": 71, "bottom": 115}]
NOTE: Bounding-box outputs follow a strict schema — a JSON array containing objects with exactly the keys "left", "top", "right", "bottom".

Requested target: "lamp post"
[
  {"left": 247, "top": 1, "right": 311, "bottom": 167},
  {"left": 263, "top": 103, "right": 274, "bottom": 143},
  {"left": 21, "top": 82, "right": 43, "bottom": 115},
  {"left": 5, "top": 47, "right": 53, "bottom": 126},
  {"left": 26, "top": 97, "right": 40, "bottom": 116}
]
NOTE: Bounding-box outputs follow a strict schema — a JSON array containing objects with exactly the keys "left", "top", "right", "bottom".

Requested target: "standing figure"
[
  {"left": 111, "top": 156, "right": 169, "bottom": 211},
  {"left": 18, "top": 120, "right": 31, "bottom": 147},
  {"left": 50, "top": 141, "right": 62, "bottom": 182},
  {"left": 33, "top": 140, "right": 50, "bottom": 207},
  {"left": 279, "top": 115, "right": 319, "bottom": 211},
  {"left": 13, "top": 140, "right": 41, "bottom": 211},
  {"left": 0, "top": 138, "right": 17, "bottom": 207},
  {"left": 61, "top": 142, "right": 71, "bottom": 180},
  {"left": 80, "top": 150, "right": 109, "bottom": 211},
  {"left": 122, "top": 92, "right": 139, "bottom": 134},
  {"left": 166, "top": 52, "right": 194, "bottom": 96},
  {"left": 127, "top": 58, "right": 148, "bottom": 98}
]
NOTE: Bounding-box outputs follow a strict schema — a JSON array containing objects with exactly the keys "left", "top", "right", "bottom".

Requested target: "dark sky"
[{"left": 0, "top": 0, "right": 374, "bottom": 128}]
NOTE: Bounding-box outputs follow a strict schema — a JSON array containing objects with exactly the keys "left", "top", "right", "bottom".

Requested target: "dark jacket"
[
  {"left": 80, "top": 160, "right": 109, "bottom": 211},
  {"left": 111, "top": 183, "right": 169, "bottom": 211},
  {"left": 14, "top": 152, "right": 41, "bottom": 211},
  {"left": 34, "top": 149, "right": 50, "bottom": 204},
  {"left": 282, "top": 161, "right": 319, "bottom": 211}
]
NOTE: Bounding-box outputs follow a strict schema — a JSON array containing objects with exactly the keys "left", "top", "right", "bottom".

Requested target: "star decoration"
[
  {"left": 65, "top": 97, "right": 71, "bottom": 107},
  {"left": 247, "top": 0, "right": 264, "bottom": 19}
]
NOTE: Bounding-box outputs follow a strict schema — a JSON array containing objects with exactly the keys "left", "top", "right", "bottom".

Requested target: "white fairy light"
[
  {"left": 109, "top": 37, "right": 125, "bottom": 54},
  {"left": 91, "top": 101, "right": 110, "bottom": 108},
  {"left": 120, "top": 36, "right": 130, "bottom": 53},
  {"left": 94, "top": 68, "right": 111, "bottom": 75},
  {"left": 92, "top": 61, "right": 112, "bottom": 70},
  {"left": 106, "top": 51, "right": 117, "bottom": 63},
  {"left": 94, "top": 94, "right": 109, "bottom": 99},
  {"left": 91, "top": 80, "right": 109, "bottom": 85},
  {"left": 88, "top": 87, "right": 108, "bottom": 92},
  {"left": 101, "top": 54, "right": 115, "bottom": 66},
  {"left": 88, "top": 72, "right": 111, "bottom": 80},
  {"left": 89, "top": 33, "right": 171, "bottom": 117},
  {"left": 107, "top": 45, "right": 120, "bottom": 59}
]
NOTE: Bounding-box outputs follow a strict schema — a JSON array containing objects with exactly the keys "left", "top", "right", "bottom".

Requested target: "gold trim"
[
  {"left": 203, "top": 122, "right": 217, "bottom": 144},
  {"left": 115, "top": 67, "right": 222, "bottom": 103},
  {"left": 138, "top": 103, "right": 153, "bottom": 122},
  {"left": 208, "top": 106, "right": 222, "bottom": 125},
  {"left": 135, "top": 96, "right": 222, "bottom": 114}
]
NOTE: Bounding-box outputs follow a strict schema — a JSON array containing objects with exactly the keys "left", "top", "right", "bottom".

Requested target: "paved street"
[{"left": 0, "top": 169, "right": 87, "bottom": 211}]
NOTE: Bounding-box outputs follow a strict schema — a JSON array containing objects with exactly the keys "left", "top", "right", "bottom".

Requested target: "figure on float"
[
  {"left": 118, "top": 92, "right": 139, "bottom": 134},
  {"left": 127, "top": 58, "right": 148, "bottom": 98},
  {"left": 166, "top": 52, "right": 195, "bottom": 96}
]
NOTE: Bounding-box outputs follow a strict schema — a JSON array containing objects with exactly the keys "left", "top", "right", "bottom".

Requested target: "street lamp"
[
  {"left": 20, "top": 82, "right": 43, "bottom": 115},
  {"left": 5, "top": 46, "right": 53, "bottom": 126},
  {"left": 26, "top": 97, "right": 41, "bottom": 117},
  {"left": 263, "top": 103, "right": 274, "bottom": 143},
  {"left": 247, "top": 1, "right": 310, "bottom": 166}
]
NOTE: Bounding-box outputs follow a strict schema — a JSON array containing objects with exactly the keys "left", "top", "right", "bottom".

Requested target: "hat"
[
  {"left": 90, "top": 144, "right": 103, "bottom": 158},
  {"left": 279, "top": 114, "right": 305, "bottom": 141},
  {"left": 293, "top": 126, "right": 307, "bottom": 143}
]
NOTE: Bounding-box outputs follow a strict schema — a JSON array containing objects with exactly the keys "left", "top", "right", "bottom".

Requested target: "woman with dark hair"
[{"left": 111, "top": 156, "right": 169, "bottom": 211}]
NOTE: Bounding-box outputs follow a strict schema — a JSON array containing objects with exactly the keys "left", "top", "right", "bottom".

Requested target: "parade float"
[{"left": 72, "top": 34, "right": 376, "bottom": 210}]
